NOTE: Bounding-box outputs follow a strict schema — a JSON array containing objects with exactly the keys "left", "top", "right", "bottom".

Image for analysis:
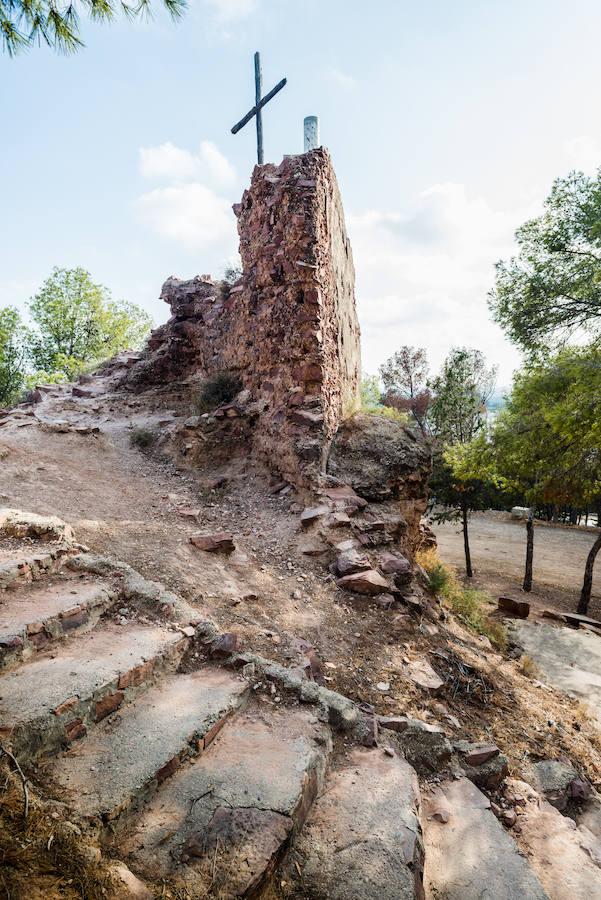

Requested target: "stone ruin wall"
[
  {"left": 232, "top": 148, "right": 361, "bottom": 482},
  {"left": 130, "top": 148, "right": 361, "bottom": 488}
]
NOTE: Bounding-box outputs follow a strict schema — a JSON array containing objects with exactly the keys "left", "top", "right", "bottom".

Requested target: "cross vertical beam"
[
  {"left": 231, "top": 52, "right": 287, "bottom": 166},
  {"left": 254, "top": 52, "right": 264, "bottom": 166}
]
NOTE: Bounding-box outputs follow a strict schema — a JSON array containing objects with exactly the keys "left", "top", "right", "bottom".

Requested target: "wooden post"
[
  {"left": 462, "top": 503, "right": 473, "bottom": 578},
  {"left": 254, "top": 51, "right": 264, "bottom": 165},
  {"left": 523, "top": 511, "right": 534, "bottom": 592}
]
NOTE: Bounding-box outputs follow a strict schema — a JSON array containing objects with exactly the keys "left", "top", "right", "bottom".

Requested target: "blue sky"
[{"left": 3, "top": 0, "right": 601, "bottom": 385}]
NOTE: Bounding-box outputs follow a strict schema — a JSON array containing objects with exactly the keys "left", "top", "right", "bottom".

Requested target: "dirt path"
[{"left": 435, "top": 511, "right": 601, "bottom": 618}]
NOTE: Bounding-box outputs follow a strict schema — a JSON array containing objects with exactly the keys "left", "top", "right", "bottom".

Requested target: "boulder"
[
  {"left": 300, "top": 505, "right": 330, "bottom": 526},
  {"left": 336, "top": 569, "right": 390, "bottom": 595},
  {"left": 335, "top": 549, "right": 371, "bottom": 577},
  {"left": 290, "top": 748, "right": 424, "bottom": 899},
  {"left": 327, "top": 413, "right": 431, "bottom": 502},
  {"left": 378, "top": 550, "right": 412, "bottom": 577},
  {"left": 461, "top": 743, "right": 500, "bottom": 767},
  {"left": 405, "top": 658, "right": 444, "bottom": 694},
  {"left": 190, "top": 532, "right": 235, "bottom": 553},
  {"left": 530, "top": 759, "right": 579, "bottom": 811},
  {"left": 379, "top": 716, "right": 452, "bottom": 774},
  {"left": 498, "top": 596, "right": 530, "bottom": 618}
]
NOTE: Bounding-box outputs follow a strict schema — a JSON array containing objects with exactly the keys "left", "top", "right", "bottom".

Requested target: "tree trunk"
[
  {"left": 523, "top": 512, "right": 534, "bottom": 592},
  {"left": 462, "top": 504, "right": 473, "bottom": 578},
  {"left": 577, "top": 531, "right": 601, "bottom": 615}
]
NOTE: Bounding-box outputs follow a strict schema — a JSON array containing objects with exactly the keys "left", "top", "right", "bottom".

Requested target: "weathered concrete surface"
[
  {"left": 289, "top": 747, "right": 424, "bottom": 899},
  {"left": 0, "top": 575, "right": 115, "bottom": 668},
  {"left": 123, "top": 705, "right": 331, "bottom": 898},
  {"left": 47, "top": 669, "right": 249, "bottom": 824},
  {"left": 422, "top": 777, "right": 548, "bottom": 899},
  {"left": 505, "top": 778, "right": 601, "bottom": 900},
  {"left": 512, "top": 621, "right": 601, "bottom": 723},
  {"left": 0, "top": 623, "right": 186, "bottom": 762}
]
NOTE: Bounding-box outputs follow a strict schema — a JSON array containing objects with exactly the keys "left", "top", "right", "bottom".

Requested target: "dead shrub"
[
  {"left": 129, "top": 426, "right": 156, "bottom": 450},
  {"left": 195, "top": 372, "right": 242, "bottom": 413}
]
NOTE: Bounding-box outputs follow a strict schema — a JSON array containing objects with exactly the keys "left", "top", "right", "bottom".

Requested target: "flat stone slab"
[
  {"left": 512, "top": 621, "right": 601, "bottom": 724},
  {"left": 47, "top": 668, "right": 249, "bottom": 824},
  {"left": 290, "top": 747, "right": 424, "bottom": 899},
  {"left": 506, "top": 778, "right": 601, "bottom": 900},
  {"left": 0, "top": 623, "right": 186, "bottom": 761},
  {"left": 123, "top": 705, "right": 331, "bottom": 897},
  {"left": 422, "top": 777, "right": 549, "bottom": 899}
]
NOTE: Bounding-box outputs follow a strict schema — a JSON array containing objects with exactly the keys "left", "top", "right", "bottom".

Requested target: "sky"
[{"left": 3, "top": 0, "right": 601, "bottom": 389}]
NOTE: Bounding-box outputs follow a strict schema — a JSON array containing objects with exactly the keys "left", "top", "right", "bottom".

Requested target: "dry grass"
[
  {"left": 0, "top": 760, "right": 113, "bottom": 899},
  {"left": 417, "top": 548, "right": 508, "bottom": 651},
  {"left": 518, "top": 654, "right": 540, "bottom": 678}
]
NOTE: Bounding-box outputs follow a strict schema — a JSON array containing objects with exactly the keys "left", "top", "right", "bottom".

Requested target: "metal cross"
[{"left": 231, "top": 52, "right": 287, "bottom": 165}]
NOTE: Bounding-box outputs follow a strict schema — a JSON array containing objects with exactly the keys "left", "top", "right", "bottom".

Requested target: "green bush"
[
  {"left": 359, "top": 374, "right": 409, "bottom": 424},
  {"left": 130, "top": 426, "right": 156, "bottom": 450},
  {"left": 195, "top": 372, "right": 242, "bottom": 413}
]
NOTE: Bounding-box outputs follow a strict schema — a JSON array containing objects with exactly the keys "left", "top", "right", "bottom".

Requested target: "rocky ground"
[{"left": 1, "top": 361, "right": 601, "bottom": 899}]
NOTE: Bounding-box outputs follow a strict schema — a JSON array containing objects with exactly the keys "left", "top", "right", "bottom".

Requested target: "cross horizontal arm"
[{"left": 231, "top": 77, "right": 287, "bottom": 135}]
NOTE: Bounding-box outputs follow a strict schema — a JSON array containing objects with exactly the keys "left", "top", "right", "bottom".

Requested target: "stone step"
[
  {"left": 0, "top": 573, "right": 117, "bottom": 669},
  {"left": 0, "top": 543, "right": 72, "bottom": 591},
  {"left": 45, "top": 668, "right": 250, "bottom": 829},
  {"left": 121, "top": 704, "right": 331, "bottom": 899},
  {"left": 422, "top": 777, "right": 549, "bottom": 899},
  {"left": 287, "top": 747, "right": 424, "bottom": 899},
  {"left": 0, "top": 622, "right": 189, "bottom": 764}
]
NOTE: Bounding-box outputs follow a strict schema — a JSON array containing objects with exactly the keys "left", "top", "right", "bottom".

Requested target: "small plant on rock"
[{"left": 195, "top": 372, "right": 242, "bottom": 414}]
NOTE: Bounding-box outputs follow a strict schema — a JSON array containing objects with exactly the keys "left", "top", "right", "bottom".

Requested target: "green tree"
[
  {"left": 1, "top": 0, "right": 186, "bottom": 56},
  {"left": 379, "top": 345, "right": 431, "bottom": 435},
  {"left": 432, "top": 436, "right": 504, "bottom": 578},
  {"left": 0, "top": 306, "right": 26, "bottom": 407},
  {"left": 27, "top": 267, "right": 152, "bottom": 380},
  {"left": 428, "top": 347, "right": 496, "bottom": 445},
  {"left": 492, "top": 346, "right": 601, "bottom": 611},
  {"left": 490, "top": 170, "right": 601, "bottom": 355},
  {"left": 428, "top": 348, "right": 497, "bottom": 577}
]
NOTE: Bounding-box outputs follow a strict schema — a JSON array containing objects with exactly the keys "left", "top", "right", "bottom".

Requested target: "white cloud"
[
  {"left": 139, "top": 140, "right": 236, "bottom": 187},
  {"left": 564, "top": 136, "right": 601, "bottom": 174},
  {"left": 327, "top": 67, "right": 357, "bottom": 89},
  {"left": 139, "top": 142, "right": 201, "bottom": 181},
  {"left": 134, "top": 183, "right": 234, "bottom": 251},
  {"left": 348, "top": 183, "right": 538, "bottom": 385},
  {"left": 205, "top": 0, "right": 257, "bottom": 24},
  {"left": 135, "top": 139, "right": 238, "bottom": 252},
  {"left": 199, "top": 140, "right": 236, "bottom": 187}
]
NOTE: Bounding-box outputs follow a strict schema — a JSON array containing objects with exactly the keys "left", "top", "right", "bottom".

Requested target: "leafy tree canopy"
[
  {"left": 379, "top": 345, "right": 431, "bottom": 434},
  {"left": 428, "top": 347, "right": 496, "bottom": 446},
  {"left": 491, "top": 344, "right": 601, "bottom": 509},
  {"left": 0, "top": 306, "right": 26, "bottom": 407},
  {"left": 1, "top": 0, "right": 186, "bottom": 56},
  {"left": 490, "top": 170, "right": 601, "bottom": 354},
  {"left": 27, "top": 267, "right": 152, "bottom": 380}
]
